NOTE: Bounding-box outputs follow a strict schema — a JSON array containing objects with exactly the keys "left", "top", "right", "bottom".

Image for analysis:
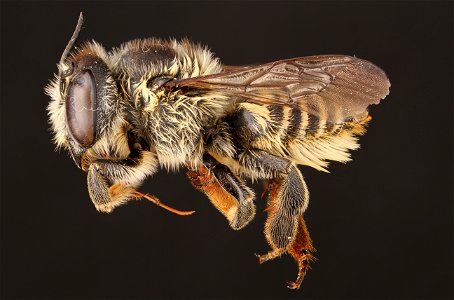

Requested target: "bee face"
[
  {"left": 46, "top": 23, "right": 165, "bottom": 213},
  {"left": 47, "top": 42, "right": 128, "bottom": 167}
]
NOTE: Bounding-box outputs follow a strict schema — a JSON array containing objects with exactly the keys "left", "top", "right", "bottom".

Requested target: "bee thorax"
[{"left": 145, "top": 92, "right": 232, "bottom": 171}]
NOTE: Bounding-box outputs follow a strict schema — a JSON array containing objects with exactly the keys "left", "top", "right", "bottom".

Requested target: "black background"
[{"left": 1, "top": 1, "right": 453, "bottom": 299}]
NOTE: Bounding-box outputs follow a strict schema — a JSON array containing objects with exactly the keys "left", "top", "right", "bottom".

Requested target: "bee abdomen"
[{"left": 284, "top": 106, "right": 345, "bottom": 142}]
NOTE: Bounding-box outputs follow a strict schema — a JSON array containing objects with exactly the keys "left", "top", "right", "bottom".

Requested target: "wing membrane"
[{"left": 169, "top": 55, "right": 390, "bottom": 122}]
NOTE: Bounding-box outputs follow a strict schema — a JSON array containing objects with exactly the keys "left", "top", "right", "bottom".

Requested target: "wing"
[{"left": 166, "top": 55, "right": 390, "bottom": 123}]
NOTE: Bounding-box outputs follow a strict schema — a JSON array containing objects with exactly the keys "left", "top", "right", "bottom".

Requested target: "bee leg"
[
  {"left": 286, "top": 215, "right": 316, "bottom": 289},
  {"left": 187, "top": 156, "right": 255, "bottom": 230},
  {"left": 256, "top": 164, "right": 315, "bottom": 289},
  {"left": 85, "top": 151, "right": 158, "bottom": 213},
  {"left": 87, "top": 163, "right": 112, "bottom": 211},
  {"left": 238, "top": 149, "right": 292, "bottom": 178},
  {"left": 87, "top": 163, "right": 135, "bottom": 213}
]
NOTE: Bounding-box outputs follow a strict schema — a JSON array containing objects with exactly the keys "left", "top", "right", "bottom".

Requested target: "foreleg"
[{"left": 85, "top": 151, "right": 157, "bottom": 213}]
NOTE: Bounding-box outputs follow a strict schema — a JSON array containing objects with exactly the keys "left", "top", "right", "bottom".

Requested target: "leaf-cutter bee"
[{"left": 45, "top": 13, "right": 390, "bottom": 289}]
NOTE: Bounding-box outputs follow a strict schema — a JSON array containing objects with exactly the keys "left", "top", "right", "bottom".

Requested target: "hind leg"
[
  {"left": 286, "top": 216, "right": 316, "bottom": 289},
  {"left": 256, "top": 164, "right": 315, "bottom": 289}
]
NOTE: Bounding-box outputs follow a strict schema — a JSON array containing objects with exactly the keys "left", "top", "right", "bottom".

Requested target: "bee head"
[
  {"left": 45, "top": 14, "right": 159, "bottom": 212},
  {"left": 45, "top": 14, "right": 131, "bottom": 169}
]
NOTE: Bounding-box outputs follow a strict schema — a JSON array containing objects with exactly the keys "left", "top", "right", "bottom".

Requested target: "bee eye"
[{"left": 66, "top": 70, "right": 96, "bottom": 147}]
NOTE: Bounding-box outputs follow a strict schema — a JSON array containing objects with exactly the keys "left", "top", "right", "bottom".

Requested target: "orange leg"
[
  {"left": 286, "top": 216, "right": 316, "bottom": 289},
  {"left": 256, "top": 164, "right": 315, "bottom": 290},
  {"left": 187, "top": 163, "right": 255, "bottom": 230}
]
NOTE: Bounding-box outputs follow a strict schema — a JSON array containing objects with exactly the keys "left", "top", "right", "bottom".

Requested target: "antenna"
[{"left": 58, "top": 12, "right": 84, "bottom": 76}]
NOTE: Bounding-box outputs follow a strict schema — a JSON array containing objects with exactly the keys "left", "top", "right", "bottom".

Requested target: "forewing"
[{"left": 169, "top": 55, "right": 390, "bottom": 122}]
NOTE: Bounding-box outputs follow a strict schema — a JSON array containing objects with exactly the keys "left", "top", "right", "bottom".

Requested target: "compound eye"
[{"left": 66, "top": 70, "right": 96, "bottom": 147}]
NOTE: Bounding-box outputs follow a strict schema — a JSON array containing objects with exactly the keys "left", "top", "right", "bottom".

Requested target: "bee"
[{"left": 45, "top": 13, "right": 390, "bottom": 289}]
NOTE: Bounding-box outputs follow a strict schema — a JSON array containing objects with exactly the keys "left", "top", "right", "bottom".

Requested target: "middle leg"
[{"left": 186, "top": 155, "right": 256, "bottom": 230}]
